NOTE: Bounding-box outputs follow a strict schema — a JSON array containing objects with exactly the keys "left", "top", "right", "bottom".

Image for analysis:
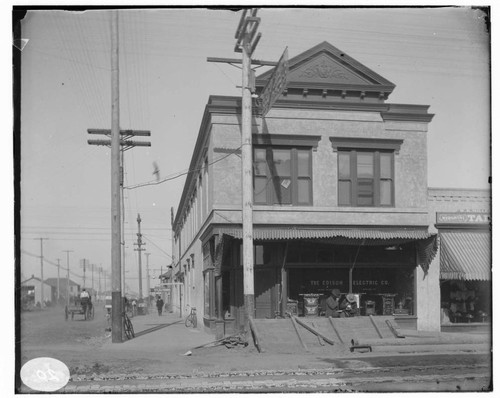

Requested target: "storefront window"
[
  {"left": 203, "top": 241, "right": 214, "bottom": 318},
  {"left": 288, "top": 266, "right": 414, "bottom": 316},
  {"left": 203, "top": 270, "right": 213, "bottom": 317},
  {"left": 440, "top": 280, "right": 491, "bottom": 323}
]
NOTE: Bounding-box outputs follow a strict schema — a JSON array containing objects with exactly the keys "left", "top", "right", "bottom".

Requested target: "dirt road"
[{"left": 17, "top": 306, "right": 492, "bottom": 393}]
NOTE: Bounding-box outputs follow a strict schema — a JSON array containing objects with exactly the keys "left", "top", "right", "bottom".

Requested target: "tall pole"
[
  {"left": 104, "top": 271, "right": 107, "bottom": 296},
  {"left": 91, "top": 264, "right": 95, "bottom": 298},
  {"left": 145, "top": 252, "right": 151, "bottom": 308},
  {"left": 111, "top": 10, "right": 123, "bottom": 343},
  {"left": 35, "top": 238, "right": 48, "bottom": 306},
  {"left": 98, "top": 265, "right": 102, "bottom": 302},
  {"left": 56, "top": 258, "right": 61, "bottom": 303},
  {"left": 236, "top": 10, "right": 260, "bottom": 331},
  {"left": 121, "top": 148, "right": 126, "bottom": 297},
  {"left": 63, "top": 250, "right": 73, "bottom": 307},
  {"left": 134, "top": 214, "right": 145, "bottom": 300},
  {"left": 80, "top": 259, "right": 87, "bottom": 288}
]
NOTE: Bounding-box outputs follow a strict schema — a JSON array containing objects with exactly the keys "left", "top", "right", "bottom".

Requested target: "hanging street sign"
[{"left": 259, "top": 47, "right": 289, "bottom": 117}]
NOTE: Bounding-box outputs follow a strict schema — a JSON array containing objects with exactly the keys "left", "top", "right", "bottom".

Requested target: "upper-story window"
[
  {"left": 252, "top": 134, "right": 320, "bottom": 206},
  {"left": 331, "top": 137, "right": 403, "bottom": 208},
  {"left": 254, "top": 147, "right": 312, "bottom": 205},
  {"left": 338, "top": 150, "right": 394, "bottom": 206}
]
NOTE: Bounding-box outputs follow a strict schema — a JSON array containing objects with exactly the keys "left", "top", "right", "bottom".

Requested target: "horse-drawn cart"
[{"left": 65, "top": 298, "right": 94, "bottom": 321}]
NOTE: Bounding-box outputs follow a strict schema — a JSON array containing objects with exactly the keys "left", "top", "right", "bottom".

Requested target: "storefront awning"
[
  {"left": 209, "top": 225, "right": 437, "bottom": 275},
  {"left": 216, "top": 226, "right": 433, "bottom": 241},
  {"left": 439, "top": 231, "right": 491, "bottom": 281}
]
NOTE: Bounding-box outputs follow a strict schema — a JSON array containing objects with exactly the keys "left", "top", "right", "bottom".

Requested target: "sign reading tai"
[
  {"left": 259, "top": 47, "right": 289, "bottom": 117},
  {"left": 436, "top": 212, "right": 491, "bottom": 225}
]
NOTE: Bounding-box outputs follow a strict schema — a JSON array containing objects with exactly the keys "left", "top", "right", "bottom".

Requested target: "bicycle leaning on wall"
[{"left": 185, "top": 307, "right": 197, "bottom": 328}]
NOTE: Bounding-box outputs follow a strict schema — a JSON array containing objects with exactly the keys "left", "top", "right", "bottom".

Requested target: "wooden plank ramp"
[{"left": 251, "top": 316, "right": 406, "bottom": 353}]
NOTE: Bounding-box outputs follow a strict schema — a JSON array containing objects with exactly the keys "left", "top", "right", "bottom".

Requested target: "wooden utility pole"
[
  {"left": 235, "top": 9, "right": 261, "bottom": 331},
  {"left": 103, "top": 270, "right": 107, "bottom": 296},
  {"left": 98, "top": 266, "right": 102, "bottom": 302},
  {"left": 63, "top": 250, "right": 73, "bottom": 307},
  {"left": 35, "top": 238, "right": 48, "bottom": 306},
  {"left": 208, "top": 8, "right": 264, "bottom": 333},
  {"left": 56, "top": 258, "right": 61, "bottom": 302},
  {"left": 145, "top": 252, "right": 151, "bottom": 308},
  {"left": 91, "top": 264, "right": 95, "bottom": 298},
  {"left": 80, "top": 259, "right": 88, "bottom": 288},
  {"left": 110, "top": 10, "right": 123, "bottom": 343},
  {"left": 134, "top": 214, "right": 145, "bottom": 300}
]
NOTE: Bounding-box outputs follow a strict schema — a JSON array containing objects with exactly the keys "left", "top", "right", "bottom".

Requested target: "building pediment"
[
  {"left": 289, "top": 53, "right": 371, "bottom": 85},
  {"left": 256, "top": 41, "right": 395, "bottom": 102}
]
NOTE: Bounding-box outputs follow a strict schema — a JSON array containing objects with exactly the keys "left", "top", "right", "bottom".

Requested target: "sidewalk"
[
  {"left": 105, "top": 309, "right": 214, "bottom": 354},
  {"left": 76, "top": 310, "right": 490, "bottom": 379}
]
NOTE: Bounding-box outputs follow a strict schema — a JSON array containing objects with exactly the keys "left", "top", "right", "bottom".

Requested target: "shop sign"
[
  {"left": 309, "top": 279, "right": 390, "bottom": 287},
  {"left": 353, "top": 280, "right": 390, "bottom": 287},
  {"left": 309, "top": 280, "right": 344, "bottom": 287},
  {"left": 436, "top": 212, "right": 491, "bottom": 225},
  {"left": 259, "top": 47, "right": 289, "bottom": 117}
]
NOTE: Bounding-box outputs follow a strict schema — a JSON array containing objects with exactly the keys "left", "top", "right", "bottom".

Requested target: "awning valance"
[
  {"left": 439, "top": 231, "right": 491, "bottom": 281},
  {"left": 211, "top": 225, "right": 437, "bottom": 274},
  {"left": 215, "top": 226, "right": 433, "bottom": 242}
]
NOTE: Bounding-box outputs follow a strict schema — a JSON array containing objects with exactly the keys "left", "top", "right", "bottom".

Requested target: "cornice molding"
[
  {"left": 381, "top": 112, "right": 434, "bottom": 123},
  {"left": 253, "top": 133, "right": 322, "bottom": 149},
  {"left": 330, "top": 137, "right": 404, "bottom": 154}
]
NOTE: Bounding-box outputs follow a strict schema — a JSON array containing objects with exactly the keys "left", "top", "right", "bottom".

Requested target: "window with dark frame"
[
  {"left": 253, "top": 146, "right": 312, "bottom": 205},
  {"left": 338, "top": 149, "right": 394, "bottom": 207}
]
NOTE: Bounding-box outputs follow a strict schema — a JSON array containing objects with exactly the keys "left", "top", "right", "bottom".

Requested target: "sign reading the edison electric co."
[{"left": 436, "top": 212, "right": 491, "bottom": 225}]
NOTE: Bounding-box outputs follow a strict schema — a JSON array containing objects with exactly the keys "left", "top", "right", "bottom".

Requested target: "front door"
[{"left": 254, "top": 267, "right": 278, "bottom": 318}]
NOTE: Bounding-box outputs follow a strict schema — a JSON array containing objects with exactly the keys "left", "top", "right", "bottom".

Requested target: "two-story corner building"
[{"left": 171, "top": 41, "right": 439, "bottom": 334}]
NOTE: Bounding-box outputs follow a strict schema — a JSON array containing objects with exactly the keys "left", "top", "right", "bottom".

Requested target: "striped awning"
[
  {"left": 439, "top": 231, "right": 491, "bottom": 281},
  {"left": 217, "top": 226, "right": 433, "bottom": 241}
]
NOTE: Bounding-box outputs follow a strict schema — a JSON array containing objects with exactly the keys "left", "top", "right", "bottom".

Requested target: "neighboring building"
[
  {"left": 44, "top": 277, "right": 81, "bottom": 304},
  {"left": 21, "top": 275, "right": 54, "bottom": 307},
  {"left": 171, "top": 41, "right": 441, "bottom": 334},
  {"left": 427, "top": 188, "right": 491, "bottom": 328}
]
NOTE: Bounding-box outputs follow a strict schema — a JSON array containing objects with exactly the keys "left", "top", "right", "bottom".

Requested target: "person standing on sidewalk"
[{"left": 156, "top": 296, "right": 164, "bottom": 316}]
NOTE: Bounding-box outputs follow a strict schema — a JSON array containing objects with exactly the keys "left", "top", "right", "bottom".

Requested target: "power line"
[
  {"left": 142, "top": 234, "right": 172, "bottom": 259},
  {"left": 124, "top": 144, "right": 242, "bottom": 190}
]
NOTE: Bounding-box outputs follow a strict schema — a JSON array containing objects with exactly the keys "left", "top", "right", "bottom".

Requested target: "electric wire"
[
  {"left": 124, "top": 145, "right": 243, "bottom": 190},
  {"left": 142, "top": 234, "right": 172, "bottom": 259}
]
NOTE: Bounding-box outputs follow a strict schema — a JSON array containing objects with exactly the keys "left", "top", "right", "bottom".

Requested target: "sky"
[{"left": 14, "top": 6, "right": 491, "bottom": 296}]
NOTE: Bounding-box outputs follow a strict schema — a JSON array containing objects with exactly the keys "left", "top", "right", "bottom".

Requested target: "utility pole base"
[
  {"left": 243, "top": 294, "right": 255, "bottom": 338},
  {"left": 111, "top": 292, "right": 123, "bottom": 343}
]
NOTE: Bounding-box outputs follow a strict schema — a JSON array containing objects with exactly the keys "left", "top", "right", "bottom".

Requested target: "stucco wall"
[{"left": 210, "top": 109, "right": 430, "bottom": 226}]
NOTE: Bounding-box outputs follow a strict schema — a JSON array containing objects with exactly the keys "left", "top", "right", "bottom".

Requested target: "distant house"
[
  {"left": 44, "top": 277, "right": 80, "bottom": 303},
  {"left": 21, "top": 275, "right": 53, "bottom": 307}
]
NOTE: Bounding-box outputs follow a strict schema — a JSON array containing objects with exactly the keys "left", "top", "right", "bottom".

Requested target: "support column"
[{"left": 415, "top": 254, "right": 441, "bottom": 332}]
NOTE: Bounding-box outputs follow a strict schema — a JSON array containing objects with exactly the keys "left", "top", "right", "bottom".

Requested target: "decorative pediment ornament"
[
  {"left": 299, "top": 59, "right": 349, "bottom": 80},
  {"left": 256, "top": 41, "right": 396, "bottom": 95}
]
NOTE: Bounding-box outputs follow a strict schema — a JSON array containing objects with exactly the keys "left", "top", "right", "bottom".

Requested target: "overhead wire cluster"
[{"left": 22, "top": 9, "right": 488, "bottom": 281}]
